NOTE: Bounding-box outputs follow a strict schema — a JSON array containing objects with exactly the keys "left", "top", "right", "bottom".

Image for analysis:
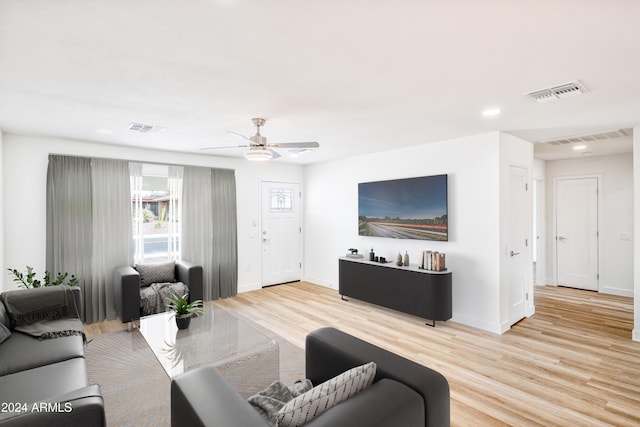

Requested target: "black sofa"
[
  {"left": 171, "top": 327, "right": 450, "bottom": 427},
  {"left": 113, "top": 260, "right": 203, "bottom": 330},
  {"left": 0, "top": 286, "right": 105, "bottom": 427}
]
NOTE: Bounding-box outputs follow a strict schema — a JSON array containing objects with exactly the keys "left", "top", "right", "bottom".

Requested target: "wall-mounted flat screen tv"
[{"left": 358, "top": 174, "right": 448, "bottom": 241}]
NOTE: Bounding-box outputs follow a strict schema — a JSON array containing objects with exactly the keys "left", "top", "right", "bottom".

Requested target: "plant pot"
[{"left": 175, "top": 315, "right": 191, "bottom": 330}]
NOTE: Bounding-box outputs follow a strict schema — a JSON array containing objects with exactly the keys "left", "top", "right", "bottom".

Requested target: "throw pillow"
[
  {"left": 248, "top": 379, "right": 314, "bottom": 427},
  {"left": 136, "top": 261, "right": 176, "bottom": 287},
  {"left": 276, "top": 362, "right": 377, "bottom": 427},
  {"left": 0, "top": 322, "right": 11, "bottom": 345}
]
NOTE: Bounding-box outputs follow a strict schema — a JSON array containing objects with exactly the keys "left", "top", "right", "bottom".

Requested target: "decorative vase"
[
  {"left": 175, "top": 315, "right": 191, "bottom": 330},
  {"left": 396, "top": 252, "right": 403, "bottom": 266},
  {"left": 403, "top": 251, "right": 410, "bottom": 266}
]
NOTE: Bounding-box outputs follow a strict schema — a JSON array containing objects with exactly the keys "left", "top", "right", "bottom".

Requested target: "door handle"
[
  {"left": 557, "top": 235, "right": 567, "bottom": 241},
  {"left": 510, "top": 251, "right": 520, "bottom": 257}
]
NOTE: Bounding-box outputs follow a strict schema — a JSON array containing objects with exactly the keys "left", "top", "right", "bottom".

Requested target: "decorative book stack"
[{"left": 421, "top": 250, "right": 446, "bottom": 272}]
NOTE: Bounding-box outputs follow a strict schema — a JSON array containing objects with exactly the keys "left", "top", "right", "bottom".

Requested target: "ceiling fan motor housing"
[{"left": 251, "top": 134, "right": 268, "bottom": 145}]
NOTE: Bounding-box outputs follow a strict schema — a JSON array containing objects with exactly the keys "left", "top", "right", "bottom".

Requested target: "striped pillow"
[
  {"left": 136, "top": 261, "right": 175, "bottom": 287},
  {"left": 276, "top": 362, "right": 376, "bottom": 427}
]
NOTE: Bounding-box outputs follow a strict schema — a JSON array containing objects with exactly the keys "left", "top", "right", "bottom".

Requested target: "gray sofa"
[
  {"left": 171, "top": 327, "right": 450, "bottom": 427},
  {"left": 113, "top": 260, "right": 203, "bottom": 330},
  {"left": 0, "top": 286, "right": 105, "bottom": 427}
]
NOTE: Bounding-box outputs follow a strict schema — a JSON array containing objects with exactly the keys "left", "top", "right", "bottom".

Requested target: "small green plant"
[
  {"left": 141, "top": 208, "right": 156, "bottom": 223},
  {"left": 155, "top": 205, "right": 167, "bottom": 229},
  {"left": 166, "top": 293, "right": 203, "bottom": 318},
  {"left": 7, "top": 266, "right": 78, "bottom": 288}
]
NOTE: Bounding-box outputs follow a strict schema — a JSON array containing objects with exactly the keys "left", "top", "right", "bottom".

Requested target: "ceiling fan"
[{"left": 201, "top": 118, "right": 320, "bottom": 161}]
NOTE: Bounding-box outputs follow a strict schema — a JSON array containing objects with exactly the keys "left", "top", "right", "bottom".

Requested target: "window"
[
  {"left": 131, "top": 164, "right": 182, "bottom": 263},
  {"left": 270, "top": 188, "right": 294, "bottom": 212}
]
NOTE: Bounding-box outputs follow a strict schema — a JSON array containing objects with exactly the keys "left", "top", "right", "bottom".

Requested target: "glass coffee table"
[{"left": 139, "top": 303, "right": 280, "bottom": 397}]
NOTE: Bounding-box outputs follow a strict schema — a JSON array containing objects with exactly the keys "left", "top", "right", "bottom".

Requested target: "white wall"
[
  {"left": 1, "top": 133, "right": 303, "bottom": 293},
  {"left": 304, "top": 132, "right": 509, "bottom": 333},
  {"left": 498, "top": 133, "right": 534, "bottom": 331},
  {"left": 633, "top": 126, "right": 640, "bottom": 342},
  {"left": 533, "top": 158, "right": 547, "bottom": 287},
  {"left": 0, "top": 129, "right": 3, "bottom": 286},
  {"left": 545, "top": 153, "right": 634, "bottom": 297}
]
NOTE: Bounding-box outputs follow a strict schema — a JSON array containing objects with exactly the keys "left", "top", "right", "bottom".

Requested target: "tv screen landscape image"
[{"left": 358, "top": 174, "right": 448, "bottom": 241}]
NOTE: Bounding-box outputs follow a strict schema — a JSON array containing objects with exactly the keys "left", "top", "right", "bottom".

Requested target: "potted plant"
[
  {"left": 7, "top": 265, "right": 78, "bottom": 288},
  {"left": 166, "top": 293, "right": 204, "bottom": 329}
]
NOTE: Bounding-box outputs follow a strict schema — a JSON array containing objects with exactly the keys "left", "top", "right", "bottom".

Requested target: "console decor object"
[
  {"left": 345, "top": 248, "right": 363, "bottom": 259},
  {"left": 421, "top": 251, "right": 446, "bottom": 271},
  {"left": 358, "top": 174, "right": 448, "bottom": 241}
]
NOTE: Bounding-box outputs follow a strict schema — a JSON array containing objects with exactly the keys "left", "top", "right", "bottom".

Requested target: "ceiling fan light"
[{"left": 244, "top": 149, "right": 273, "bottom": 161}]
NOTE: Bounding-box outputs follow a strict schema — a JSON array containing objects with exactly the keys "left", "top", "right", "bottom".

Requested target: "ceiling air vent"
[
  {"left": 539, "top": 129, "right": 631, "bottom": 146},
  {"left": 524, "top": 80, "right": 588, "bottom": 103},
  {"left": 128, "top": 122, "right": 166, "bottom": 134}
]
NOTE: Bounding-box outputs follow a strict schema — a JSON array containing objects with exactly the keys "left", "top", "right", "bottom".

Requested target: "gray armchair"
[
  {"left": 171, "top": 327, "right": 450, "bottom": 427},
  {"left": 113, "top": 260, "right": 203, "bottom": 331}
]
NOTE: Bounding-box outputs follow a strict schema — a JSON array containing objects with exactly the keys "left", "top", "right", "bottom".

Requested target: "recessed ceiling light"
[
  {"left": 573, "top": 145, "right": 587, "bottom": 150},
  {"left": 482, "top": 108, "right": 501, "bottom": 117},
  {"left": 96, "top": 128, "right": 112, "bottom": 135}
]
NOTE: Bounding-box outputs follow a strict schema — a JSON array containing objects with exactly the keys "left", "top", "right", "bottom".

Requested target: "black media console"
[{"left": 339, "top": 257, "right": 452, "bottom": 327}]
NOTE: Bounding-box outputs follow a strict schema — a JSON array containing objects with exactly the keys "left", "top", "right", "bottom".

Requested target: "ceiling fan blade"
[
  {"left": 268, "top": 148, "right": 282, "bottom": 159},
  {"left": 200, "top": 144, "right": 249, "bottom": 150},
  {"left": 268, "top": 141, "right": 319, "bottom": 149},
  {"left": 226, "top": 131, "right": 253, "bottom": 141}
]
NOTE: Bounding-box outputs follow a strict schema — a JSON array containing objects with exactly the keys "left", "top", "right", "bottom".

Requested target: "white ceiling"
[{"left": 0, "top": 0, "right": 638, "bottom": 164}]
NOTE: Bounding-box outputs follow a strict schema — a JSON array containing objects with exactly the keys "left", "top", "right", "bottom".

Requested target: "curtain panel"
[
  {"left": 212, "top": 168, "right": 238, "bottom": 299},
  {"left": 46, "top": 155, "right": 132, "bottom": 323},
  {"left": 90, "top": 158, "right": 133, "bottom": 321},
  {"left": 46, "top": 155, "right": 93, "bottom": 318},
  {"left": 182, "top": 166, "right": 238, "bottom": 300}
]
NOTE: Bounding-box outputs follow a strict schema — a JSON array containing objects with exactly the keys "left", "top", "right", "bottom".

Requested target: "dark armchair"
[
  {"left": 113, "top": 260, "right": 203, "bottom": 331},
  {"left": 171, "top": 327, "right": 450, "bottom": 427}
]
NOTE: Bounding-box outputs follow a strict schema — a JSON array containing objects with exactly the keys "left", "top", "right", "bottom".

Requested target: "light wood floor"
[{"left": 86, "top": 283, "right": 640, "bottom": 426}]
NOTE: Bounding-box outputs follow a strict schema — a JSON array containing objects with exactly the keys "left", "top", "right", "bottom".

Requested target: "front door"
[
  {"left": 508, "top": 166, "right": 529, "bottom": 326},
  {"left": 261, "top": 182, "right": 302, "bottom": 287},
  {"left": 555, "top": 177, "right": 599, "bottom": 291}
]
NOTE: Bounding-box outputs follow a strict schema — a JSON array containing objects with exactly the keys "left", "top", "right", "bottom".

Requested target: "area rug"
[{"left": 86, "top": 317, "right": 305, "bottom": 426}]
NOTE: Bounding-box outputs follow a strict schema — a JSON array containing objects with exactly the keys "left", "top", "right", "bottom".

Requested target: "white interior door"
[
  {"left": 261, "top": 182, "right": 302, "bottom": 287},
  {"left": 508, "top": 166, "right": 529, "bottom": 326},
  {"left": 555, "top": 177, "right": 599, "bottom": 291}
]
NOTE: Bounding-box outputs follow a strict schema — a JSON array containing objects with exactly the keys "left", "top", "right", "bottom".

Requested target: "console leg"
[
  {"left": 127, "top": 321, "right": 133, "bottom": 332},
  {"left": 341, "top": 295, "right": 348, "bottom": 301},
  {"left": 425, "top": 319, "right": 435, "bottom": 327}
]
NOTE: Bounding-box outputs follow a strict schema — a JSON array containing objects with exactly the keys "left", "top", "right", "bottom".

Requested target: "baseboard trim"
[
  {"left": 238, "top": 282, "right": 261, "bottom": 293},
  {"left": 452, "top": 312, "right": 503, "bottom": 335},
  {"left": 599, "top": 286, "right": 634, "bottom": 298},
  {"left": 302, "top": 276, "right": 336, "bottom": 289}
]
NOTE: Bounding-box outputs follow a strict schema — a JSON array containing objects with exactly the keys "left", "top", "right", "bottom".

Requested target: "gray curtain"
[
  {"left": 46, "top": 155, "right": 93, "bottom": 317},
  {"left": 212, "top": 168, "right": 238, "bottom": 298},
  {"left": 90, "top": 158, "right": 133, "bottom": 321},
  {"left": 182, "top": 166, "right": 237, "bottom": 300},
  {"left": 46, "top": 155, "right": 132, "bottom": 323}
]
